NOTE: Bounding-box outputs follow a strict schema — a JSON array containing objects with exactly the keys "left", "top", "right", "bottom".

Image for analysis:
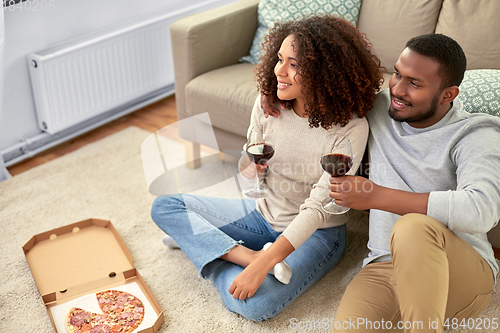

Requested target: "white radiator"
[{"left": 27, "top": 12, "right": 175, "bottom": 135}]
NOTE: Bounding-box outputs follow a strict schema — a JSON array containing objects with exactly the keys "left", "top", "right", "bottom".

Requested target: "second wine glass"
[
  {"left": 320, "top": 133, "right": 353, "bottom": 214},
  {"left": 243, "top": 125, "right": 274, "bottom": 199}
]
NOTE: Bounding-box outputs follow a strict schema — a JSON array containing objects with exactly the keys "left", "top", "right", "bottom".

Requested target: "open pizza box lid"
[{"left": 23, "top": 218, "right": 164, "bottom": 333}]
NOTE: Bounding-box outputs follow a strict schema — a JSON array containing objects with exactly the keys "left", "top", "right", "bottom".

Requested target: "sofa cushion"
[
  {"left": 185, "top": 63, "right": 258, "bottom": 137},
  {"left": 241, "top": 0, "right": 362, "bottom": 65},
  {"left": 357, "top": 0, "right": 442, "bottom": 73},
  {"left": 435, "top": 0, "right": 500, "bottom": 70},
  {"left": 458, "top": 69, "right": 500, "bottom": 117}
]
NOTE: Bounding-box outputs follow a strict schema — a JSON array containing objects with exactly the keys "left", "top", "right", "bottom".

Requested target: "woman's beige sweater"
[{"left": 241, "top": 96, "right": 369, "bottom": 249}]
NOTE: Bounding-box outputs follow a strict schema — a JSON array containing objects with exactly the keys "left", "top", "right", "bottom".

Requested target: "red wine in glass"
[
  {"left": 242, "top": 126, "right": 274, "bottom": 199},
  {"left": 246, "top": 143, "right": 275, "bottom": 165},
  {"left": 321, "top": 153, "right": 352, "bottom": 177},
  {"left": 321, "top": 134, "right": 353, "bottom": 214}
]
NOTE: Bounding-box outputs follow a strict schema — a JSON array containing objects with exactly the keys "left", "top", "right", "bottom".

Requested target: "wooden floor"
[
  {"left": 6, "top": 95, "right": 500, "bottom": 260},
  {"left": 7, "top": 95, "right": 179, "bottom": 176}
]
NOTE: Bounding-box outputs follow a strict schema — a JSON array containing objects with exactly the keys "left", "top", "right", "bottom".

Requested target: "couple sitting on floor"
[{"left": 150, "top": 14, "right": 500, "bottom": 333}]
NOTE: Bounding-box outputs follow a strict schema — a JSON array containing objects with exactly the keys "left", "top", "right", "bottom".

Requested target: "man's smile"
[{"left": 390, "top": 94, "right": 412, "bottom": 110}]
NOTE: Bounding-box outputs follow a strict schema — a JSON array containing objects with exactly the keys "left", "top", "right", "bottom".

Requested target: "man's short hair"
[{"left": 406, "top": 34, "right": 467, "bottom": 88}]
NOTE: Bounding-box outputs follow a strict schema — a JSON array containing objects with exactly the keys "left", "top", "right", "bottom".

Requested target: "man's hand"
[
  {"left": 329, "top": 175, "right": 379, "bottom": 211},
  {"left": 261, "top": 94, "right": 281, "bottom": 118},
  {"left": 329, "top": 175, "right": 429, "bottom": 215}
]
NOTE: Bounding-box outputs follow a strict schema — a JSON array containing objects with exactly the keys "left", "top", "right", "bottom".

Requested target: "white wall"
[{"left": 0, "top": 0, "right": 235, "bottom": 163}]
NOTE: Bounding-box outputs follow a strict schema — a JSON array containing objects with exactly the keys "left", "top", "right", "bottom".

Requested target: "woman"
[{"left": 151, "top": 14, "right": 383, "bottom": 321}]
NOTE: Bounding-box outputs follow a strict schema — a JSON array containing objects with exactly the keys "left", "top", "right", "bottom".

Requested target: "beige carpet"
[{"left": 0, "top": 126, "right": 498, "bottom": 333}]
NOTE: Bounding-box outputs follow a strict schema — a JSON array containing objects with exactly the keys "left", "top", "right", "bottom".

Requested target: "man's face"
[{"left": 388, "top": 48, "right": 447, "bottom": 128}]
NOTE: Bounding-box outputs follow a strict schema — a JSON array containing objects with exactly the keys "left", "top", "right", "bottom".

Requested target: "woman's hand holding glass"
[{"left": 239, "top": 156, "right": 268, "bottom": 180}]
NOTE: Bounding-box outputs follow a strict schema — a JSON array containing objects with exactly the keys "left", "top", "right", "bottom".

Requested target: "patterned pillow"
[
  {"left": 240, "top": 0, "right": 362, "bottom": 65},
  {"left": 458, "top": 70, "right": 500, "bottom": 117}
]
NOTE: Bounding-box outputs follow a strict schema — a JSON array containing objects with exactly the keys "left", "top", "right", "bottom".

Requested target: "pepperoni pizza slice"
[{"left": 65, "top": 290, "right": 144, "bottom": 333}]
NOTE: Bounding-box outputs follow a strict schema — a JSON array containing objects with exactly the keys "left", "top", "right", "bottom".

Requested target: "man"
[{"left": 327, "top": 34, "right": 500, "bottom": 332}]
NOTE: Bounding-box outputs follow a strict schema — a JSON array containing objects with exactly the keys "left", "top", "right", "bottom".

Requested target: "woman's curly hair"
[{"left": 256, "top": 15, "right": 384, "bottom": 129}]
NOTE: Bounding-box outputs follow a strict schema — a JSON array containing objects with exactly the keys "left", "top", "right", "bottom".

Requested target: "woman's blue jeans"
[{"left": 150, "top": 194, "right": 346, "bottom": 321}]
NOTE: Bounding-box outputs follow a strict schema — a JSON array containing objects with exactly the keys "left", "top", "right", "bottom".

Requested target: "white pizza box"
[{"left": 23, "top": 218, "right": 164, "bottom": 333}]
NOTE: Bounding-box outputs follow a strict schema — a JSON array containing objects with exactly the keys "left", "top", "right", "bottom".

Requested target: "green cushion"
[
  {"left": 458, "top": 69, "right": 500, "bottom": 117},
  {"left": 240, "top": 0, "right": 362, "bottom": 65}
]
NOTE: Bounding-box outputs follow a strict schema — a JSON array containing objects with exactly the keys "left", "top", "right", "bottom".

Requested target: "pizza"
[{"left": 65, "top": 290, "right": 145, "bottom": 333}]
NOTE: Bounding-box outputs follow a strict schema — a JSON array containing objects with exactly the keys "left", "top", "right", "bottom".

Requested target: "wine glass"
[
  {"left": 242, "top": 125, "right": 274, "bottom": 199},
  {"left": 320, "top": 133, "right": 353, "bottom": 214}
]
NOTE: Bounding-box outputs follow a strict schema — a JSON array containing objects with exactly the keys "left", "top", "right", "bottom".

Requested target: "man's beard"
[{"left": 388, "top": 92, "right": 440, "bottom": 123}]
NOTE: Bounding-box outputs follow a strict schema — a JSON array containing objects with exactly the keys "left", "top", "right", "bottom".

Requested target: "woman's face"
[{"left": 274, "top": 35, "right": 305, "bottom": 104}]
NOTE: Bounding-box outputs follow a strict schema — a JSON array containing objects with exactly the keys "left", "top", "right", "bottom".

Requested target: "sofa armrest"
[{"left": 170, "top": 0, "right": 260, "bottom": 119}]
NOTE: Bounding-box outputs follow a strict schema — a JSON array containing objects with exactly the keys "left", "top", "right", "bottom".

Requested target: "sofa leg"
[{"left": 185, "top": 142, "right": 201, "bottom": 169}]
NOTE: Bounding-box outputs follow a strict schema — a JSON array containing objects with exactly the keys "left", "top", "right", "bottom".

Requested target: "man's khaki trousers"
[{"left": 333, "top": 213, "right": 495, "bottom": 333}]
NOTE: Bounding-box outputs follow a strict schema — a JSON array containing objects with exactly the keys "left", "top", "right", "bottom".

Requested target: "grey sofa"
[
  {"left": 170, "top": 0, "right": 500, "bottom": 166},
  {"left": 170, "top": 0, "right": 500, "bottom": 245}
]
